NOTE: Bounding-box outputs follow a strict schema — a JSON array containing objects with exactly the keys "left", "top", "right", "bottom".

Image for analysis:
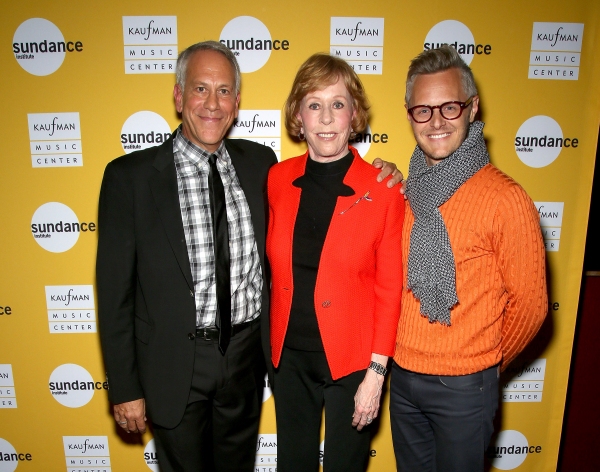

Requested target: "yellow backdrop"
[{"left": 1, "top": 0, "right": 599, "bottom": 471}]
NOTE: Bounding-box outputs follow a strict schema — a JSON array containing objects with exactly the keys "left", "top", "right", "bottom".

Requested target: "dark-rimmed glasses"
[{"left": 407, "top": 96, "right": 475, "bottom": 123}]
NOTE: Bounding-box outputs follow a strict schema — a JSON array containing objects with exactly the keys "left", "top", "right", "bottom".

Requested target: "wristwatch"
[{"left": 368, "top": 361, "right": 387, "bottom": 376}]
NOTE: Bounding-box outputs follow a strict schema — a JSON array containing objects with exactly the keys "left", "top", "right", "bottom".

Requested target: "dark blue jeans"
[{"left": 390, "top": 362, "right": 499, "bottom": 472}]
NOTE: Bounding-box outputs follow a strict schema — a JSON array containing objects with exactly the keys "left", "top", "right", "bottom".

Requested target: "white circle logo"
[
  {"left": 350, "top": 124, "right": 373, "bottom": 158},
  {"left": 490, "top": 430, "right": 529, "bottom": 470},
  {"left": 0, "top": 438, "right": 18, "bottom": 472},
  {"left": 31, "top": 202, "right": 80, "bottom": 253},
  {"left": 262, "top": 373, "right": 272, "bottom": 403},
  {"left": 220, "top": 17, "right": 272, "bottom": 73},
  {"left": 121, "top": 111, "right": 171, "bottom": 154},
  {"left": 13, "top": 18, "right": 66, "bottom": 76},
  {"left": 49, "top": 364, "right": 96, "bottom": 408},
  {"left": 515, "top": 116, "right": 564, "bottom": 168},
  {"left": 424, "top": 20, "right": 476, "bottom": 65},
  {"left": 144, "top": 439, "right": 159, "bottom": 472},
  {"left": 319, "top": 440, "right": 325, "bottom": 466}
]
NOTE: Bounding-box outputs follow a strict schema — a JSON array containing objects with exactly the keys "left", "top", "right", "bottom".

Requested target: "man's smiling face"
[
  {"left": 407, "top": 68, "right": 479, "bottom": 166},
  {"left": 173, "top": 49, "right": 240, "bottom": 153}
]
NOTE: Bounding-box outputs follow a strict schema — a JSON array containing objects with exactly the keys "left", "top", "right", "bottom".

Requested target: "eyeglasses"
[{"left": 407, "top": 96, "right": 475, "bottom": 123}]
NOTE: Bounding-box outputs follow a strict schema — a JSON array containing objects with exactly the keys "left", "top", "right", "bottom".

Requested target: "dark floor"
[
  {"left": 558, "top": 276, "right": 600, "bottom": 471},
  {"left": 557, "top": 133, "right": 599, "bottom": 471}
]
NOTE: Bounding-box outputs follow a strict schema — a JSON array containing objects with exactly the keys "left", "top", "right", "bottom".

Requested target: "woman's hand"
[{"left": 352, "top": 355, "right": 388, "bottom": 430}]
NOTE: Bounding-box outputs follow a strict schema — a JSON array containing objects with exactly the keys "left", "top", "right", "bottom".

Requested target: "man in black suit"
[
  {"left": 97, "top": 40, "right": 400, "bottom": 472},
  {"left": 97, "top": 40, "right": 275, "bottom": 471}
]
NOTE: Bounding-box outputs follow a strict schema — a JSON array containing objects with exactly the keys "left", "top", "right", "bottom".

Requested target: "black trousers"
[
  {"left": 153, "top": 321, "right": 264, "bottom": 472},
  {"left": 273, "top": 347, "right": 371, "bottom": 472},
  {"left": 389, "top": 362, "right": 499, "bottom": 472}
]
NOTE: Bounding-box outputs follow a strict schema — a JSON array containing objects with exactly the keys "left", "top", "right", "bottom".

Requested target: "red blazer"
[{"left": 267, "top": 147, "right": 405, "bottom": 380}]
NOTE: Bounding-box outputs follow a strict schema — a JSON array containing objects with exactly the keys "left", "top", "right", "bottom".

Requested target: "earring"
[{"left": 298, "top": 129, "right": 305, "bottom": 141}]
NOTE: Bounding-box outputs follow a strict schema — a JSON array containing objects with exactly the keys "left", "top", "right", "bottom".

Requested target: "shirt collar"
[{"left": 174, "top": 125, "right": 228, "bottom": 169}]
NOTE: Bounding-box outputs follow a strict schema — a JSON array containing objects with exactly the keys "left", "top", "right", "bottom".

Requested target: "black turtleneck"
[{"left": 284, "top": 151, "right": 355, "bottom": 351}]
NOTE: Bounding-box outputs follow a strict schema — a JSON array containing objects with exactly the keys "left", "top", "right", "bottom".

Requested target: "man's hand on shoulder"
[
  {"left": 371, "top": 158, "right": 406, "bottom": 194},
  {"left": 114, "top": 398, "right": 147, "bottom": 434}
]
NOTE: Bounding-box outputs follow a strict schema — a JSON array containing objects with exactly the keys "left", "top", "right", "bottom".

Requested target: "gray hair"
[
  {"left": 175, "top": 40, "right": 241, "bottom": 94},
  {"left": 405, "top": 45, "right": 477, "bottom": 104}
]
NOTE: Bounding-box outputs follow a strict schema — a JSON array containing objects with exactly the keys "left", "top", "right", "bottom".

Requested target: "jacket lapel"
[
  {"left": 334, "top": 147, "right": 367, "bottom": 215},
  {"left": 148, "top": 136, "right": 194, "bottom": 290}
]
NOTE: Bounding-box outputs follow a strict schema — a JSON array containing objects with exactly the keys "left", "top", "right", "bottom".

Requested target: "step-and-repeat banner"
[{"left": 1, "top": 1, "right": 599, "bottom": 471}]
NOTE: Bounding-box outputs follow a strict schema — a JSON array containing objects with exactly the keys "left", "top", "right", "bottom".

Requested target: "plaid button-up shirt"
[{"left": 173, "top": 128, "right": 262, "bottom": 328}]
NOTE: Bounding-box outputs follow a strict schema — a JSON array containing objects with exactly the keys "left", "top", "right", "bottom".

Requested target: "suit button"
[
  {"left": 190, "top": 290, "right": 194, "bottom": 297},
  {"left": 322, "top": 300, "right": 331, "bottom": 308},
  {"left": 188, "top": 333, "right": 195, "bottom": 340}
]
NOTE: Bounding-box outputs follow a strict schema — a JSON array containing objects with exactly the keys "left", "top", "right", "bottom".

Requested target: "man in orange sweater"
[{"left": 390, "top": 45, "right": 547, "bottom": 472}]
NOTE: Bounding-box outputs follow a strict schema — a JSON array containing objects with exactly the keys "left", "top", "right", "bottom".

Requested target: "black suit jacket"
[{"left": 96, "top": 133, "right": 277, "bottom": 428}]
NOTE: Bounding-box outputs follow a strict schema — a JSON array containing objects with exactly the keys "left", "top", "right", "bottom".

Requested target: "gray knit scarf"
[{"left": 405, "top": 121, "right": 490, "bottom": 325}]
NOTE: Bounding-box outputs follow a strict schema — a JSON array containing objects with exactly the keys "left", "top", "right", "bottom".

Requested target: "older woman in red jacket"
[{"left": 267, "top": 54, "right": 404, "bottom": 472}]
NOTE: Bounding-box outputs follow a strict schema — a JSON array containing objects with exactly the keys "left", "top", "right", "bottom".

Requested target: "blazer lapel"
[
  {"left": 149, "top": 137, "right": 194, "bottom": 291},
  {"left": 333, "top": 148, "right": 367, "bottom": 215}
]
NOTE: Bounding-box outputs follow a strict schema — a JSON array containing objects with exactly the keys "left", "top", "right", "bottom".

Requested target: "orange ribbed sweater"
[{"left": 394, "top": 164, "right": 547, "bottom": 375}]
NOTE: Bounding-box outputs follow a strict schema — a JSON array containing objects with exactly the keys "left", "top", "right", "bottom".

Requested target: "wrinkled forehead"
[{"left": 186, "top": 49, "right": 236, "bottom": 84}]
